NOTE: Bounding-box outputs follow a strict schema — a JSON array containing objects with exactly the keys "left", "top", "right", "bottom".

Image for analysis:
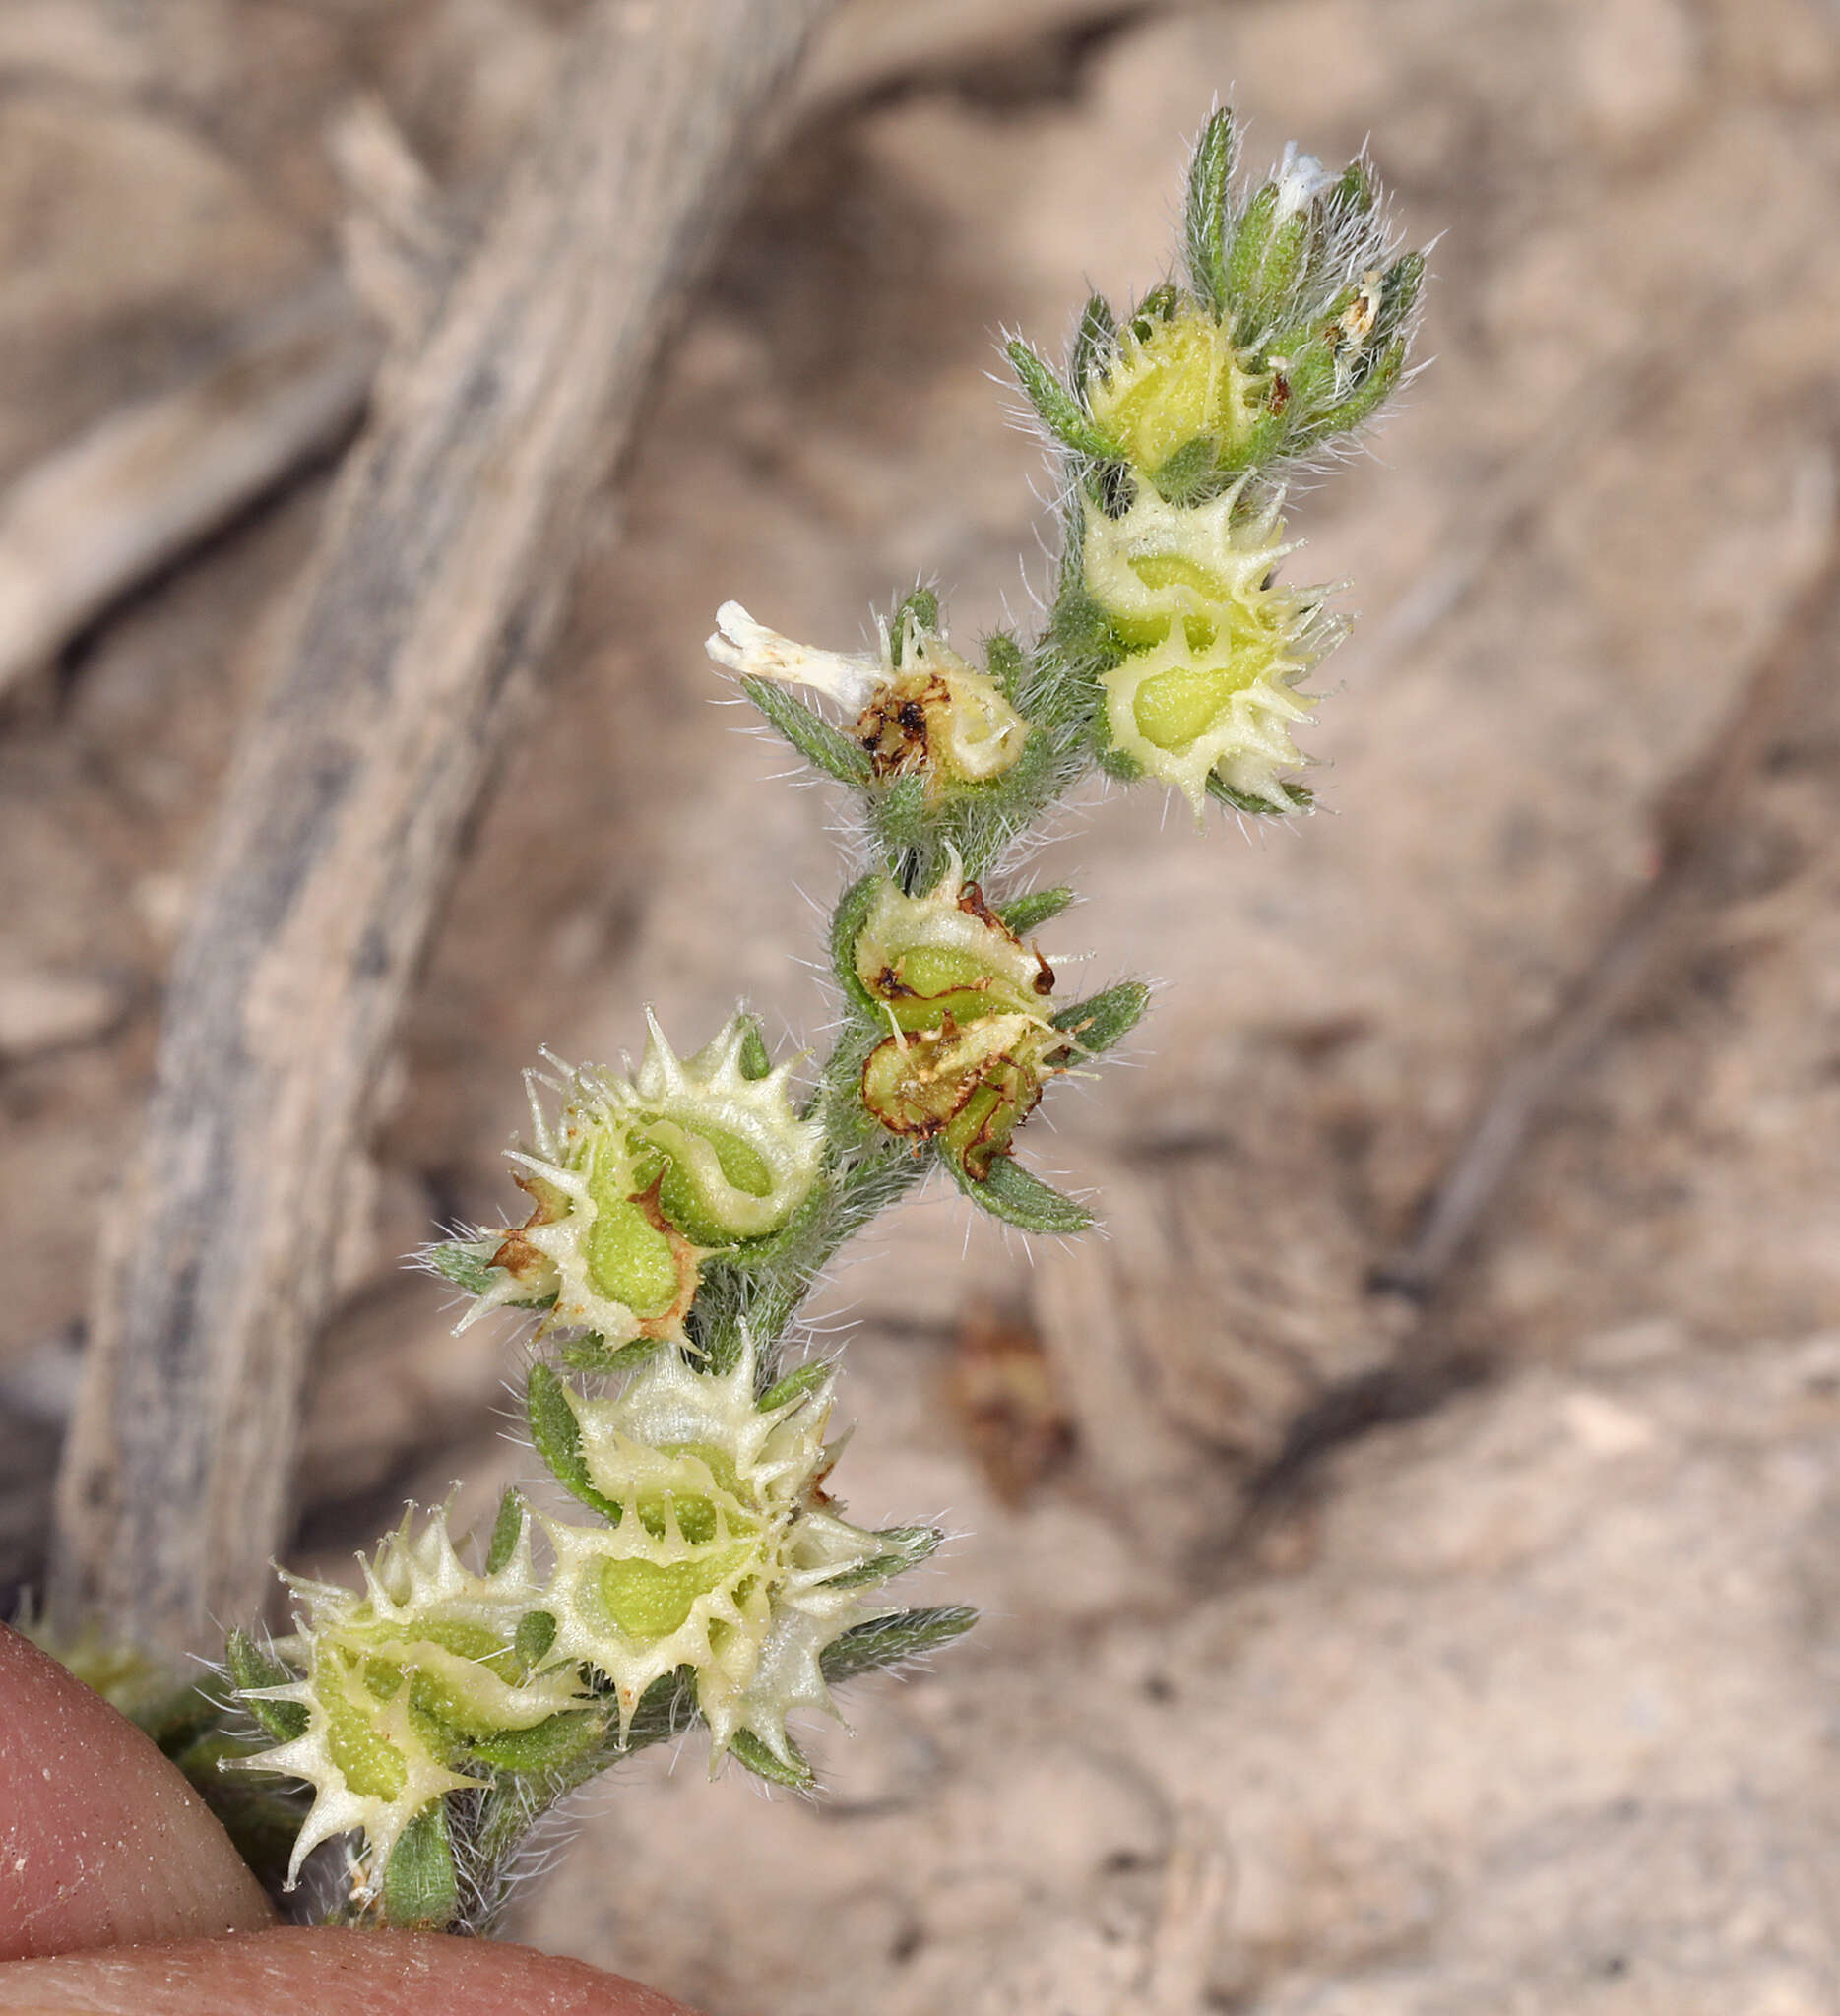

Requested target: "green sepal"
[
  {"left": 888, "top": 588, "right": 939, "bottom": 662},
  {"left": 730, "top": 1727, "right": 814, "bottom": 1789},
  {"left": 1375, "top": 251, "right": 1426, "bottom": 349},
  {"left": 946, "top": 1149, "right": 1093, "bottom": 1234},
  {"left": 1207, "top": 770, "right": 1316, "bottom": 816},
  {"left": 226, "top": 1630, "right": 307, "bottom": 1744},
  {"left": 1127, "top": 282, "right": 1179, "bottom": 341},
  {"left": 983, "top": 631, "right": 1026, "bottom": 703},
  {"left": 382, "top": 1798, "right": 460, "bottom": 1930},
  {"left": 1321, "top": 336, "right": 1406, "bottom": 435},
  {"left": 1328, "top": 158, "right": 1376, "bottom": 221},
  {"left": 557, "top": 1332, "right": 667, "bottom": 1377},
  {"left": 527, "top": 1364, "right": 622, "bottom": 1523},
  {"left": 742, "top": 675, "right": 872, "bottom": 788},
  {"left": 1053, "top": 979, "right": 1150, "bottom": 1055},
  {"left": 1226, "top": 183, "right": 1278, "bottom": 323},
  {"left": 1151, "top": 433, "right": 1228, "bottom": 506},
  {"left": 1070, "top": 292, "right": 1116, "bottom": 403},
  {"left": 1183, "top": 108, "right": 1236, "bottom": 312},
  {"left": 735, "top": 1015, "right": 774, "bottom": 1081},
  {"left": 485, "top": 1488, "right": 526, "bottom": 1575},
  {"left": 423, "top": 1239, "right": 504, "bottom": 1298},
  {"left": 1257, "top": 209, "right": 1312, "bottom": 324},
  {"left": 829, "top": 874, "right": 884, "bottom": 1019},
  {"left": 869, "top": 772, "right": 930, "bottom": 871},
  {"left": 468, "top": 1709, "right": 605, "bottom": 1774},
  {"left": 820, "top": 1525, "right": 943, "bottom": 1591},
  {"left": 1006, "top": 339, "right": 1127, "bottom": 462},
  {"left": 996, "top": 886, "right": 1075, "bottom": 936},
  {"left": 756, "top": 1359, "right": 833, "bottom": 1413},
  {"left": 819, "top": 1606, "right": 978, "bottom": 1683}
]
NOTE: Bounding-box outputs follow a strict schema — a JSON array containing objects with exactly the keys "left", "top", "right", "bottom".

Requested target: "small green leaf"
[
  {"left": 1321, "top": 336, "right": 1406, "bottom": 435},
  {"left": 1183, "top": 108, "right": 1236, "bottom": 312},
  {"left": 485, "top": 1488, "right": 526, "bottom": 1575},
  {"left": 515, "top": 1610, "right": 557, "bottom": 1669},
  {"left": 1128, "top": 282, "right": 1179, "bottom": 341},
  {"left": 742, "top": 676, "right": 872, "bottom": 787},
  {"left": 226, "top": 1630, "right": 308, "bottom": 1744},
  {"left": 1053, "top": 979, "right": 1151, "bottom": 1054},
  {"left": 1328, "top": 158, "right": 1375, "bottom": 220},
  {"left": 1255, "top": 210, "right": 1313, "bottom": 321},
  {"left": 1151, "top": 433, "right": 1226, "bottom": 506},
  {"left": 949, "top": 1151, "right": 1093, "bottom": 1234},
  {"left": 819, "top": 1606, "right": 978, "bottom": 1683},
  {"left": 469, "top": 1709, "right": 605, "bottom": 1774},
  {"left": 1226, "top": 183, "right": 1277, "bottom": 317},
  {"left": 829, "top": 874, "right": 884, "bottom": 1018},
  {"left": 730, "top": 1728, "right": 814, "bottom": 1789},
  {"left": 821, "top": 1525, "right": 944, "bottom": 1591},
  {"left": 556, "top": 1333, "right": 666, "bottom": 1377},
  {"left": 889, "top": 588, "right": 939, "bottom": 661},
  {"left": 756, "top": 1359, "right": 832, "bottom": 1413},
  {"left": 1006, "top": 340, "right": 1127, "bottom": 462},
  {"left": 1374, "top": 251, "right": 1425, "bottom": 348},
  {"left": 997, "top": 886, "right": 1075, "bottom": 937},
  {"left": 735, "top": 1014, "right": 774, "bottom": 1081},
  {"left": 382, "top": 1799, "right": 459, "bottom": 1930},
  {"left": 983, "top": 631, "right": 1027, "bottom": 703},
  {"left": 1070, "top": 292, "right": 1116, "bottom": 403},
  {"left": 1207, "top": 771, "right": 1315, "bottom": 816},
  {"left": 423, "top": 1238, "right": 503, "bottom": 1297},
  {"left": 871, "top": 772, "right": 930, "bottom": 868},
  {"left": 527, "top": 1364, "right": 622, "bottom": 1523}
]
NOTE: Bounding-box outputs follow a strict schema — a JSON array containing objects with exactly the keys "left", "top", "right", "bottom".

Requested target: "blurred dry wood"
[
  {"left": 0, "top": 0, "right": 1161, "bottom": 704},
  {"left": 50, "top": 0, "right": 832, "bottom": 1657}
]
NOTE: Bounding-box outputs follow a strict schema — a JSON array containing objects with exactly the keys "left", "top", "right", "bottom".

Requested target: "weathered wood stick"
[
  {"left": 0, "top": 0, "right": 1147, "bottom": 701},
  {"left": 50, "top": 0, "right": 832, "bottom": 1657}
]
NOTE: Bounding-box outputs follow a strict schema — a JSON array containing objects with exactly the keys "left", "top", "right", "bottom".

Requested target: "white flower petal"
[{"left": 705, "top": 600, "right": 885, "bottom": 710}]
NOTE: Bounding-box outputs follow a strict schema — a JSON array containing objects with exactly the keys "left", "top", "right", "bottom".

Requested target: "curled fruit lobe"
[
  {"left": 848, "top": 856, "right": 1073, "bottom": 1180},
  {"left": 539, "top": 1338, "right": 894, "bottom": 1768},
  {"left": 442, "top": 1011, "right": 824, "bottom": 1350}
]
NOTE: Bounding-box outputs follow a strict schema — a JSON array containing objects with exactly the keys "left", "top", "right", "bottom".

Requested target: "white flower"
[
  {"left": 1273, "top": 141, "right": 1332, "bottom": 219},
  {"left": 706, "top": 601, "right": 885, "bottom": 710}
]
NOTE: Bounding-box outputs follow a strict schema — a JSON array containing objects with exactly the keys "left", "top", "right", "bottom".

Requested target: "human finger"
[{"left": 0, "top": 1624, "right": 275, "bottom": 1962}]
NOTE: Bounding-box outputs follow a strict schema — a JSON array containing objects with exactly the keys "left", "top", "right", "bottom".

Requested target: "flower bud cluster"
[{"left": 1009, "top": 109, "right": 1425, "bottom": 819}]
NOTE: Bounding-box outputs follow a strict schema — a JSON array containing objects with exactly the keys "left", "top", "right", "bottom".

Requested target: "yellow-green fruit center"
[
  {"left": 585, "top": 1198, "right": 679, "bottom": 1316},
  {"left": 1133, "top": 661, "right": 1257, "bottom": 752},
  {"left": 1088, "top": 306, "right": 1263, "bottom": 471},
  {"left": 601, "top": 1545, "right": 751, "bottom": 1640}
]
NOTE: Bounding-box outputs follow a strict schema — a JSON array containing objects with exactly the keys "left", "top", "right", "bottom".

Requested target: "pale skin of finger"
[
  {"left": 0, "top": 1927, "right": 694, "bottom": 2015},
  {"left": 0, "top": 1627, "right": 274, "bottom": 1961},
  {"left": 0, "top": 1628, "right": 697, "bottom": 2014}
]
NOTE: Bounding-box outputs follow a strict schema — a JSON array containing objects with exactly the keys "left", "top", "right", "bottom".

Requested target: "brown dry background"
[{"left": 4, "top": 0, "right": 1840, "bottom": 2008}]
